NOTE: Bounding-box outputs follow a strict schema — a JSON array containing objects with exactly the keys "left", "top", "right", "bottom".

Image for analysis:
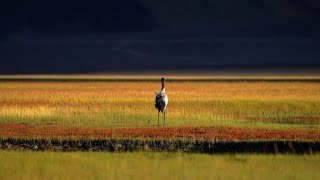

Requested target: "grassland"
[
  {"left": 0, "top": 81, "right": 319, "bottom": 130},
  {"left": 1, "top": 151, "right": 320, "bottom": 180},
  {"left": 0, "top": 76, "right": 319, "bottom": 179}
]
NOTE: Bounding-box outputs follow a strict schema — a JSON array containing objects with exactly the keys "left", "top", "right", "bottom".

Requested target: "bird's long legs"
[
  {"left": 164, "top": 111, "right": 166, "bottom": 126},
  {"left": 158, "top": 111, "right": 160, "bottom": 126}
]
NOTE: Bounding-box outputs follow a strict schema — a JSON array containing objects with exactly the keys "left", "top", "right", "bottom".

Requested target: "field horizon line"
[{"left": 1, "top": 74, "right": 320, "bottom": 82}]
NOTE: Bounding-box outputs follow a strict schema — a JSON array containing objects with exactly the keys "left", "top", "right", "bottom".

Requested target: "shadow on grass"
[{"left": 1, "top": 138, "right": 319, "bottom": 154}]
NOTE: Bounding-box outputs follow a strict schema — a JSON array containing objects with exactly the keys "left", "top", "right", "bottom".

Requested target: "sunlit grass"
[{"left": 0, "top": 81, "right": 319, "bottom": 129}]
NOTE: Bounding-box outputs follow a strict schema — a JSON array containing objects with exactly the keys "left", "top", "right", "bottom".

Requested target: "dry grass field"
[
  {"left": 0, "top": 81, "right": 319, "bottom": 129},
  {"left": 0, "top": 77, "right": 320, "bottom": 141}
]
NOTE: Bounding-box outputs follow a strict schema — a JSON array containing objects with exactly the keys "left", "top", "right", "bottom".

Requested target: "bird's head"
[{"left": 161, "top": 78, "right": 165, "bottom": 84}]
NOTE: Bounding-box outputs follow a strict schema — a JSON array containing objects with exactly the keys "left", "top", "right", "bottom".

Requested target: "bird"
[{"left": 155, "top": 77, "right": 168, "bottom": 126}]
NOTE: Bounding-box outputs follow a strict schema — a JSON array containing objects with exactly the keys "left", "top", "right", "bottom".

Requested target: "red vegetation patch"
[
  {"left": 0, "top": 123, "right": 320, "bottom": 141},
  {"left": 239, "top": 116, "right": 320, "bottom": 123}
]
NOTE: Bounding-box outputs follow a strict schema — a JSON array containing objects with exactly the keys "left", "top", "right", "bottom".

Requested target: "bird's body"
[
  {"left": 155, "top": 78, "right": 168, "bottom": 125},
  {"left": 155, "top": 88, "right": 168, "bottom": 113}
]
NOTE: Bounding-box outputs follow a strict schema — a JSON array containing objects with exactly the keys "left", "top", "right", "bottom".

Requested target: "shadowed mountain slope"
[{"left": 1, "top": 0, "right": 320, "bottom": 73}]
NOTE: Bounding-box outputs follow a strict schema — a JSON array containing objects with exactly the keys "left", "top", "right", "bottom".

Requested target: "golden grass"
[
  {"left": 0, "top": 81, "right": 319, "bottom": 128},
  {"left": 1, "top": 81, "right": 319, "bottom": 99}
]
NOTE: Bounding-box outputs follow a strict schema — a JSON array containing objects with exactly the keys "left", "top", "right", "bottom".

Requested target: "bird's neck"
[{"left": 160, "top": 82, "right": 165, "bottom": 93}]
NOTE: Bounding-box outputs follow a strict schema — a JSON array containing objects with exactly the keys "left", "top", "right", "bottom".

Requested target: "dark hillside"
[{"left": 1, "top": 0, "right": 319, "bottom": 74}]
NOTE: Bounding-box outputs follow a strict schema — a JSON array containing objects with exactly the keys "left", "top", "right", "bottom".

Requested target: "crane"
[{"left": 155, "top": 78, "right": 168, "bottom": 125}]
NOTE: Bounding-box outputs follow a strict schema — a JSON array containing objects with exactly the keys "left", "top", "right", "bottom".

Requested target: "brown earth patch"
[{"left": 1, "top": 123, "right": 320, "bottom": 141}]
